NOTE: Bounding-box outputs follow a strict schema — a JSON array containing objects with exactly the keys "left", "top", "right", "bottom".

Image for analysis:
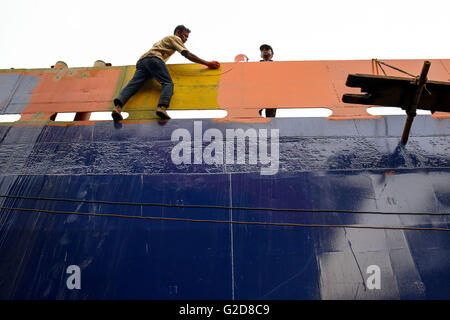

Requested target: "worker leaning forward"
[{"left": 112, "top": 25, "right": 220, "bottom": 121}]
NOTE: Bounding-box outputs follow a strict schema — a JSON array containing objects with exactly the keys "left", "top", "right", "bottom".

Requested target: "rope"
[
  {"left": 374, "top": 59, "right": 432, "bottom": 96},
  {"left": 377, "top": 62, "right": 387, "bottom": 76},
  {"left": 374, "top": 59, "right": 416, "bottom": 77},
  {"left": 0, "top": 194, "right": 449, "bottom": 216},
  {"left": 1, "top": 205, "right": 449, "bottom": 232}
]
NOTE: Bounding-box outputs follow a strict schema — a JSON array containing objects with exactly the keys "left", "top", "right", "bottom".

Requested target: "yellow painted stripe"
[{"left": 119, "top": 63, "right": 221, "bottom": 120}]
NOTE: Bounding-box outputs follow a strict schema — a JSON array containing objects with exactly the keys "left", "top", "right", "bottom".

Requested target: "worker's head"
[
  {"left": 174, "top": 25, "right": 191, "bottom": 43},
  {"left": 260, "top": 44, "right": 273, "bottom": 61}
]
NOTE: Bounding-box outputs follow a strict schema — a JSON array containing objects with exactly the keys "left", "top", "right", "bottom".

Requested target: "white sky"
[{"left": 1, "top": 0, "right": 450, "bottom": 70}]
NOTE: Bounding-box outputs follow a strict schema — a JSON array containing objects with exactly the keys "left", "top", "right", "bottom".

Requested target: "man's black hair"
[
  {"left": 260, "top": 44, "right": 274, "bottom": 55},
  {"left": 174, "top": 25, "right": 191, "bottom": 35}
]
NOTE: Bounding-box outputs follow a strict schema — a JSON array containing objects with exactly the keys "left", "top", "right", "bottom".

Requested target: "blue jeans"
[{"left": 114, "top": 56, "right": 174, "bottom": 108}]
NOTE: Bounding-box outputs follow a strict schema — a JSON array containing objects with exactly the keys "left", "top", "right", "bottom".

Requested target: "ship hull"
[{"left": 0, "top": 116, "right": 449, "bottom": 299}]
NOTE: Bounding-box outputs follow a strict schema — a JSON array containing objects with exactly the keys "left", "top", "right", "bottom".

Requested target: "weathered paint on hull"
[
  {"left": 0, "top": 116, "right": 449, "bottom": 299},
  {"left": 0, "top": 59, "right": 449, "bottom": 299},
  {"left": 2, "top": 59, "right": 450, "bottom": 123}
]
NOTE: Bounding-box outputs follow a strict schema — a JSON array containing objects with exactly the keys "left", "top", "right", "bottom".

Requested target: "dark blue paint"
[
  {"left": 0, "top": 74, "right": 40, "bottom": 114},
  {"left": 0, "top": 116, "right": 449, "bottom": 299}
]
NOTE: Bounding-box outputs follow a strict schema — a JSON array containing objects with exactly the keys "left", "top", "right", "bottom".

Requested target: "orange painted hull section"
[{"left": 1, "top": 59, "right": 449, "bottom": 125}]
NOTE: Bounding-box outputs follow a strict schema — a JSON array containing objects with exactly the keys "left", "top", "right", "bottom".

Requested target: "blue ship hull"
[{"left": 0, "top": 116, "right": 449, "bottom": 299}]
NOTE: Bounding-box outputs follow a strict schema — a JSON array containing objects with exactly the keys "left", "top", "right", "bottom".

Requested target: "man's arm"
[{"left": 181, "top": 50, "right": 220, "bottom": 69}]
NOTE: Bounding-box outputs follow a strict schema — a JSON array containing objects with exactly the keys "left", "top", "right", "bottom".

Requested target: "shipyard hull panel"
[{"left": 0, "top": 117, "right": 449, "bottom": 299}]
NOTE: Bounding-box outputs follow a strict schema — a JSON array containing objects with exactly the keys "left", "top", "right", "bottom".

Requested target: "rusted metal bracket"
[{"left": 342, "top": 61, "right": 450, "bottom": 144}]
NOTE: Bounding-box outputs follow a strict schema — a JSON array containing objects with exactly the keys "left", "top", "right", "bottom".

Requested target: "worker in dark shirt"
[{"left": 259, "top": 44, "right": 276, "bottom": 117}]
